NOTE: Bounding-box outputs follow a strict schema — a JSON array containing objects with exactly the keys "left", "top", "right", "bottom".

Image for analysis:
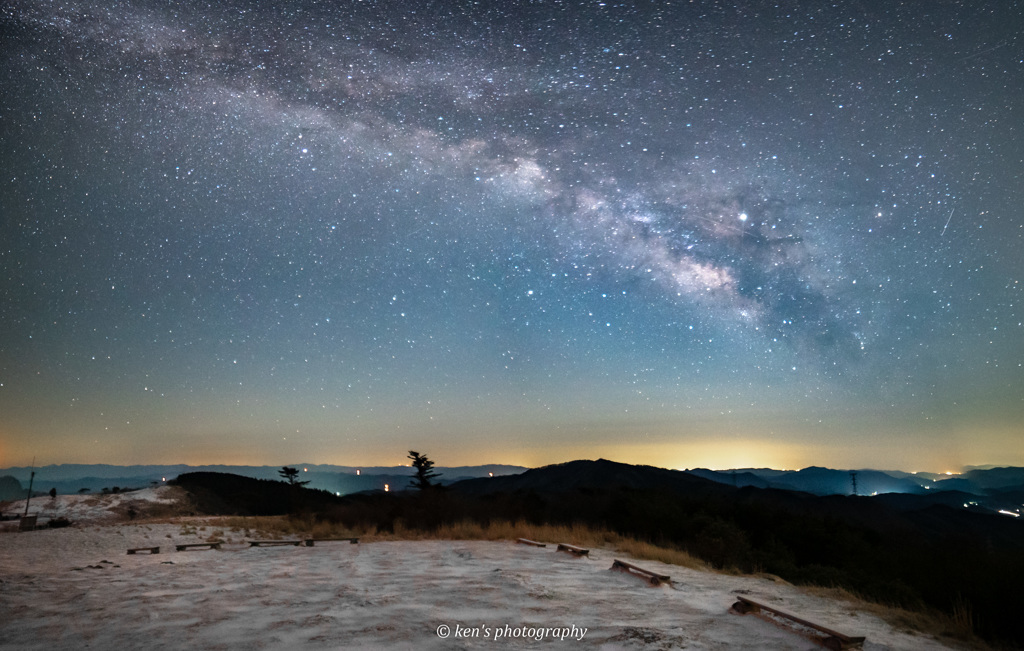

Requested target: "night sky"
[{"left": 2, "top": 1, "right": 1022, "bottom": 471}]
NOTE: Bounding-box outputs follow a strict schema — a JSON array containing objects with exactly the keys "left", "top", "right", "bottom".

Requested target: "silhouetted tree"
[
  {"left": 278, "top": 466, "right": 310, "bottom": 486},
  {"left": 408, "top": 451, "right": 441, "bottom": 490},
  {"left": 78, "top": 487, "right": 91, "bottom": 494},
  {"left": 49, "top": 487, "right": 57, "bottom": 499}
]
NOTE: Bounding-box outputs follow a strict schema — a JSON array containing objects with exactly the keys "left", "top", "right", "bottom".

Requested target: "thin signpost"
[{"left": 23, "top": 457, "right": 36, "bottom": 517}]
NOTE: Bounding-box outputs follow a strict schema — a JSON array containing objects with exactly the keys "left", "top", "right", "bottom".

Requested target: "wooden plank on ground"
[
  {"left": 248, "top": 540, "right": 302, "bottom": 547},
  {"left": 610, "top": 559, "right": 671, "bottom": 586},
  {"left": 556, "top": 543, "right": 590, "bottom": 557},
  {"left": 127, "top": 546, "right": 160, "bottom": 555},
  {"left": 303, "top": 537, "right": 359, "bottom": 546},
  {"left": 515, "top": 538, "right": 547, "bottom": 547},
  {"left": 175, "top": 542, "right": 221, "bottom": 551},
  {"left": 732, "top": 595, "right": 865, "bottom": 650}
]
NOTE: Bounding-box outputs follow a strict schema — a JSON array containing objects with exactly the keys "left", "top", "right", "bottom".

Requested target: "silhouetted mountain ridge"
[
  {"left": 0, "top": 463, "right": 527, "bottom": 496},
  {"left": 451, "top": 458, "right": 730, "bottom": 496},
  {"left": 0, "top": 475, "right": 25, "bottom": 501}
]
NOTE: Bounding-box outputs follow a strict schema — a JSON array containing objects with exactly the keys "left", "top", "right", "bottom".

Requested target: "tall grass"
[
  {"left": 803, "top": 586, "right": 988, "bottom": 649},
  {"left": 172, "top": 515, "right": 706, "bottom": 570}
]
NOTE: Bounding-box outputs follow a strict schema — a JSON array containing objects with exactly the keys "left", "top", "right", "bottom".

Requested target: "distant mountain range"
[
  {"left": 2, "top": 462, "right": 1022, "bottom": 515},
  {"left": 684, "top": 466, "right": 1024, "bottom": 513},
  {"left": 0, "top": 462, "right": 527, "bottom": 500}
]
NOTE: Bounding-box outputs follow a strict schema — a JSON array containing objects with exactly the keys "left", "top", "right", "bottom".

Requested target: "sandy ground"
[
  {"left": 0, "top": 485, "right": 184, "bottom": 525},
  {"left": 0, "top": 492, "right": 959, "bottom": 650}
]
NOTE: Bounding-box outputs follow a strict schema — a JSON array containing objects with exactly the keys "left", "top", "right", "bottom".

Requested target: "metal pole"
[
  {"left": 23, "top": 456, "right": 36, "bottom": 517},
  {"left": 24, "top": 470, "right": 35, "bottom": 516}
]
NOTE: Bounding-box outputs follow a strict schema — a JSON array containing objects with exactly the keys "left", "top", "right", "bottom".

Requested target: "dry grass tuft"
[
  {"left": 802, "top": 585, "right": 989, "bottom": 650},
  {"left": 157, "top": 516, "right": 705, "bottom": 571},
  {"left": 368, "top": 519, "right": 708, "bottom": 571}
]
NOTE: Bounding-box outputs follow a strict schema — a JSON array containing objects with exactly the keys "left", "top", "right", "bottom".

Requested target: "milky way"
[{"left": 1, "top": 1, "right": 1022, "bottom": 468}]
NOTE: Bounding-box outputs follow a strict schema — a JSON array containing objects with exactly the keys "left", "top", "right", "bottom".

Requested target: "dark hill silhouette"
[
  {"left": 451, "top": 458, "right": 732, "bottom": 496},
  {"left": 696, "top": 466, "right": 925, "bottom": 496},
  {"left": 452, "top": 460, "right": 1022, "bottom": 549},
  {"left": 872, "top": 489, "right": 985, "bottom": 512},
  {"left": 172, "top": 472, "right": 344, "bottom": 516},
  {"left": 687, "top": 468, "right": 772, "bottom": 489},
  {"left": 0, "top": 475, "right": 25, "bottom": 501},
  {"left": 960, "top": 466, "right": 1024, "bottom": 490}
]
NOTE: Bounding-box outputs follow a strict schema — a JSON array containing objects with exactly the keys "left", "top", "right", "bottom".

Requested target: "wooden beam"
[
  {"left": 175, "top": 542, "right": 221, "bottom": 551},
  {"left": 732, "top": 596, "right": 865, "bottom": 649},
  {"left": 556, "top": 543, "right": 590, "bottom": 557},
  {"left": 515, "top": 538, "right": 547, "bottom": 547},
  {"left": 611, "top": 559, "right": 671, "bottom": 586},
  {"left": 304, "top": 537, "right": 359, "bottom": 546},
  {"left": 248, "top": 540, "right": 302, "bottom": 547}
]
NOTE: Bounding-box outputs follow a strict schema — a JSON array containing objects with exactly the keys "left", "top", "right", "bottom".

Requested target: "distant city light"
[
  {"left": 998, "top": 510, "right": 1019, "bottom": 518},
  {"left": 384, "top": 484, "right": 389, "bottom": 492},
  {"left": 356, "top": 469, "right": 361, "bottom": 475}
]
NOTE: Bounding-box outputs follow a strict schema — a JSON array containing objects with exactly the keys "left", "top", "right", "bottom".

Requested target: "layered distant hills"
[
  {"left": 684, "top": 466, "right": 1024, "bottom": 514},
  {"left": 0, "top": 463, "right": 527, "bottom": 499},
  {"left": 2, "top": 462, "right": 1022, "bottom": 510}
]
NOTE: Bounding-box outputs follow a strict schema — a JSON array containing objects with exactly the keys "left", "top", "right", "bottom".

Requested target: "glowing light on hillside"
[
  {"left": 356, "top": 469, "right": 361, "bottom": 475},
  {"left": 384, "top": 484, "right": 390, "bottom": 492},
  {"left": 998, "top": 510, "right": 1019, "bottom": 518}
]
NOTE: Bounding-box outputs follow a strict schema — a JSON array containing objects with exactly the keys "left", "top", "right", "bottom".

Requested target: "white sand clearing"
[
  {"left": 0, "top": 493, "right": 958, "bottom": 650},
  {"left": 2, "top": 485, "right": 183, "bottom": 524}
]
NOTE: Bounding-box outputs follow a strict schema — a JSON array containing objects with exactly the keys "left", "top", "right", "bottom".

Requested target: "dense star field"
[{"left": 1, "top": 1, "right": 1021, "bottom": 469}]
